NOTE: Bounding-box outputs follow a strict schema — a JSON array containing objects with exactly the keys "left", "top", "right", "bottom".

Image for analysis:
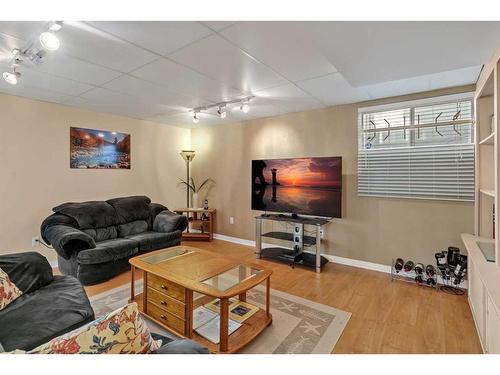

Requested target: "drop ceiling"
[{"left": 0, "top": 21, "right": 498, "bottom": 128}]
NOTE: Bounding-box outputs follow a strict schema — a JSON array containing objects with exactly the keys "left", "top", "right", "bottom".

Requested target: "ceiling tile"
[
  {"left": 168, "top": 34, "right": 287, "bottom": 92},
  {"left": 58, "top": 21, "right": 159, "bottom": 73},
  {"left": 253, "top": 83, "right": 324, "bottom": 113},
  {"left": 130, "top": 57, "right": 241, "bottom": 102},
  {"left": 305, "top": 21, "right": 500, "bottom": 86},
  {"left": 148, "top": 111, "right": 224, "bottom": 128},
  {"left": 0, "top": 80, "right": 74, "bottom": 104},
  {"left": 0, "top": 21, "right": 47, "bottom": 42},
  {"left": 33, "top": 53, "right": 122, "bottom": 86},
  {"left": 297, "top": 73, "right": 371, "bottom": 105},
  {"left": 87, "top": 21, "right": 213, "bottom": 56},
  {"left": 361, "top": 75, "right": 431, "bottom": 100},
  {"left": 428, "top": 66, "right": 480, "bottom": 91},
  {"left": 201, "top": 22, "right": 237, "bottom": 31},
  {"left": 78, "top": 87, "right": 176, "bottom": 119},
  {"left": 103, "top": 74, "right": 210, "bottom": 110},
  {"left": 221, "top": 22, "right": 337, "bottom": 82}
]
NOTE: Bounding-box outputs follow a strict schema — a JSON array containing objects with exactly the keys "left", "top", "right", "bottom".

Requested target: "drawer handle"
[
  {"left": 161, "top": 284, "right": 168, "bottom": 290},
  {"left": 160, "top": 300, "right": 168, "bottom": 306},
  {"left": 160, "top": 314, "right": 167, "bottom": 320}
]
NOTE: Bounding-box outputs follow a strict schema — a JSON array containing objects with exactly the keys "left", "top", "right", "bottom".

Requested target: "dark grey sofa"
[
  {"left": 0, "top": 252, "right": 95, "bottom": 352},
  {"left": 40, "top": 196, "right": 188, "bottom": 285}
]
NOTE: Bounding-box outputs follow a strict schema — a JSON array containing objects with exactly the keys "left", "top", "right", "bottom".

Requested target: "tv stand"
[{"left": 255, "top": 214, "right": 331, "bottom": 273}]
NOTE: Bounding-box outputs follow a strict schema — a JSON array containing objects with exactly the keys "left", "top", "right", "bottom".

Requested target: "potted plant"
[{"left": 179, "top": 178, "right": 215, "bottom": 208}]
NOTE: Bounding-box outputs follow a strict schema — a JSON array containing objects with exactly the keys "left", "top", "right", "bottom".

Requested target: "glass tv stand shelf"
[{"left": 255, "top": 214, "right": 332, "bottom": 273}]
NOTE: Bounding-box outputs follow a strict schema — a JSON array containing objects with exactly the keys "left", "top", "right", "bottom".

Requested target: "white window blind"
[{"left": 358, "top": 96, "right": 474, "bottom": 201}]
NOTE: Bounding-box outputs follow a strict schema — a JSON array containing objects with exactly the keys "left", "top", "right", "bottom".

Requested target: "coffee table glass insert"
[
  {"left": 202, "top": 265, "right": 262, "bottom": 291},
  {"left": 141, "top": 247, "right": 194, "bottom": 264}
]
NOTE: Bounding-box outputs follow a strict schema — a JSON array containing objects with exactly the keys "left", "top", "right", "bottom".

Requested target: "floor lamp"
[{"left": 180, "top": 150, "right": 196, "bottom": 208}]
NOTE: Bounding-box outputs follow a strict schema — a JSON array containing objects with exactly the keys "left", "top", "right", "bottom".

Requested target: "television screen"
[{"left": 251, "top": 156, "right": 342, "bottom": 218}]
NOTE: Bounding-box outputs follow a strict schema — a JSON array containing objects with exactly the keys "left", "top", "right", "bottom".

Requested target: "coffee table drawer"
[
  {"left": 148, "top": 273, "right": 185, "bottom": 302},
  {"left": 147, "top": 302, "right": 185, "bottom": 335},
  {"left": 148, "top": 287, "right": 186, "bottom": 319}
]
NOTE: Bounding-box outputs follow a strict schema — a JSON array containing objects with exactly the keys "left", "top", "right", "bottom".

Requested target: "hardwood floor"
[{"left": 84, "top": 239, "right": 482, "bottom": 354}]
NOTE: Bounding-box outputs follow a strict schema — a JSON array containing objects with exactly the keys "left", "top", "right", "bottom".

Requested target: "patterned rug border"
[{"left": 89, "top": 280, "right": 351, "bottom": 354}]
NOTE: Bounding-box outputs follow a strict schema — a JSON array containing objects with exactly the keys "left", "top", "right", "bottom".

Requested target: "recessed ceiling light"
[
  {"left": 240, "top": 103, "right": 250, "bottom": 113},
  {"left": 193, "top": 112, "right": 199, "bottom": 124},
  {"left": 40, "top": 32, "right": 60, "bottom": 51},
  {"left": 217, "top": 106, "right": 227, "bottom": 119},
  {"left": 3, "top": 71, "right": 20, "bottom": 85}
]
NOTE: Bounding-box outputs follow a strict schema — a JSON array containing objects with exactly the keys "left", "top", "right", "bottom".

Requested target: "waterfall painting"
[{"left": 70, "top": 127, "right": 131, "bottom": 169}]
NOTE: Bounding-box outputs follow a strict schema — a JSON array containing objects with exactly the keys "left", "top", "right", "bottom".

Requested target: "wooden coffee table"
[{"left": 129, "top": 246, "right": 272, "bottom": 353}]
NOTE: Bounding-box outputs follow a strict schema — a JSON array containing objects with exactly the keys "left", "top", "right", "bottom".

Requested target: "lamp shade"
[{"left": 180, "top": 150, "right": 196, "bottom": 162}]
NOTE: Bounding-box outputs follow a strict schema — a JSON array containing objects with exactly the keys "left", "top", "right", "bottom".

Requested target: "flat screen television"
[{"left": 251, "top": 156, "right": 342, "bottom": 218}]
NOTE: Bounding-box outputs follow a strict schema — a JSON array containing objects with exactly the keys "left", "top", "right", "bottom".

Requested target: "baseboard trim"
[
  {"left": 213, "top": 232, "right": 391, "bottom": 274},
  {"left": 212, "top": 232, "right": 468, "bottom": 288}
]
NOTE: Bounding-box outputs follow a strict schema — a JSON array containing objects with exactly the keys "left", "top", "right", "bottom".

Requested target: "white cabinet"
[
  {"left": 468, "top": 258, "right": 486, "bottom": 347},
  {"left": 486, "top": 296, "right": 500, "bottom": 354}
]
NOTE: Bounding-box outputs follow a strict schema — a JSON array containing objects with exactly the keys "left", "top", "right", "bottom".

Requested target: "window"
[{"left": 358, "top": 94, "right": 474, "bottom": 201}]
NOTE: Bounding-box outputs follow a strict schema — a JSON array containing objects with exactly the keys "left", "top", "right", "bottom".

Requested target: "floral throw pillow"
[
  {"left": 29, "top": 303, "right": 162, "bottom": 354},
  {"left": 0, "top": 267, "right": 23, "bottom": 311}
]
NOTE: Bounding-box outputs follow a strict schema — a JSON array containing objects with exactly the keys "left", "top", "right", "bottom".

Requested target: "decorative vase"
[{"left": 191, "top": 193, "right": 199, "bottom": 208}]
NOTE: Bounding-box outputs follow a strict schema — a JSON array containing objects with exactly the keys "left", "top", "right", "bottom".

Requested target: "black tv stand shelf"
[
  {"left": 255, "top": 214, "right": 332, "bottom": 273},
  {"left": 261, "top": 231, "right": 317, "bottom": 246}
]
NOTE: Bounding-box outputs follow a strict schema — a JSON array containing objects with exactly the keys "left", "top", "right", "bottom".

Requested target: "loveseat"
[
  {"left": 0, "top": 252, "right": 95, "bottom": 352},
  {"left": 40, "top": 196, "right": 188, "bottom": 285}
]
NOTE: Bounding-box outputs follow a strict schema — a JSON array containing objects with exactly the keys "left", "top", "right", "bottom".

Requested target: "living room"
[{"left": 1, "top": 0, "right": 500, "bottom": 372}]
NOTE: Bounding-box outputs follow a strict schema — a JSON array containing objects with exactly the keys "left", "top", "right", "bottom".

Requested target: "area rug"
[{"left": 89, "top": 280, "right": 351, "bottom": 354}]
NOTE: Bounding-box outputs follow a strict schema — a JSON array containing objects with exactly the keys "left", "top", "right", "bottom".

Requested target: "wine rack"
[
  {"left": 435, "top": 266, "right": 466, "bottom": 295},
  {"left": 390, "top": 259, "right": 438, "bottom": 290}
]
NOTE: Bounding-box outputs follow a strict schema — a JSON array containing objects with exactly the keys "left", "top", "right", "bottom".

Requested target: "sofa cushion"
[
  {"left": 117, "top": 220, "right": 149, "bottom": 237},
  {"left": 125, "top": 231, "right": 181, "bottom": 253},
  {"left": 28, "top": 303, "right": 161, "bottom": 354},
  {"left": 0, "top": 252, "right": 53, "bottom": 294},
  {"left": 0, "top": 275, "right": 95, "bottom": 351},
  {"left": 53, "top": 201, "right": 118, "bottom": 230},
  {"left": 0, "top": 267, "right": 23, "bottom": 311},
  {"left": 83, "top": 226, "right": 118, "bottom": 242},
  {"left": 106, "top": 196, "right": 151, "bottom": 224},
  {"left": 77, "top": 238, "right": 139, "bottom": 265}
]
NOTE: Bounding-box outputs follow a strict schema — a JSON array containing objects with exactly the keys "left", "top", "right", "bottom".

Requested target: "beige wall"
[
  {"left": 191, "top": 86, "right": 475, "bottom": 266},
  {"left": 0, "top": 93, "right": 190, "bottom": 262}
]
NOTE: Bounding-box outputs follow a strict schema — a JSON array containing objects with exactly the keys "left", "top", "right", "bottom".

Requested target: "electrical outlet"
[
  {"left": 229, "top": 217, "right": 235, "bottom": 225},
  {"left": 32, "top": 236, "right": 40, "bottom": 247},
  {"left": 320, "top": 230, "right": 324, "bottom": 239}
]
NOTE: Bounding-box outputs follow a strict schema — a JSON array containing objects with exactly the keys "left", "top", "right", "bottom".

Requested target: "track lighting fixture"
[
  {"left": 2, "top": 22, "right": 63, "bottom": 85},
  {"left": 190, "top": 96, "right": 254, "bottom": 123},
  {"left": 217, "top": 106, "right": 227, "bottom": 119},
  {"left": 2, "top": 70, "right": 20, "bottom": 85},
  {"left": 40, "top": 31, "right": 60, "bottom": 51}
]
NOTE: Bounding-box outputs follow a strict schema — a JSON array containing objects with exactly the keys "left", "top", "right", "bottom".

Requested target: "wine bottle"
[
  {"left": 426, "top": 277, "right": 436, "bottom": 286},
  {"left": 453, "top": 255, "right": 468, "bottom": 285},
  {"left": 425, "top": 264, "right": 435, "bottom": 277},
  {"left": 394, "top": 258, "right": 404, "bottom": 273},
  {"left": 415, "top": 275, "right": 423, "bottom": 284},
  {"left": 447, "top": 246, "right": 460, "bottom": 267},
  {"left": 414, "top": 263, "right": 424, "bottom": 275},
  {"left": 403, "top": 260, "right": 414, "bottom": 272}
]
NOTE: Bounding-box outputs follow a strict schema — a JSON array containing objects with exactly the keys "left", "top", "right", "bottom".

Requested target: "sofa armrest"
[
  {"left": 153, "top": 339, "right": 210, "bottom": 354},
  {"left": 153, "top": 210, "right": 188, "bottom": 233},
  {"left": 44, "top": 225, "right": 96, "bottom": 260},
  {"left": 0, "top": 252, "right": 53, "bottom": 294}
]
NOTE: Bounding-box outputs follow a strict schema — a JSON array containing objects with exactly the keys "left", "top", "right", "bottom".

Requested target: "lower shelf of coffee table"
[{"left": 132, "top": 293, "right": 272, "bottom": 353}]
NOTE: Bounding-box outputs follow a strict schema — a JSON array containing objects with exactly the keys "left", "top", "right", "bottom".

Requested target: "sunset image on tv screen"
[{"left": 251, "top": 156, "right": 342, "bottom": 217}]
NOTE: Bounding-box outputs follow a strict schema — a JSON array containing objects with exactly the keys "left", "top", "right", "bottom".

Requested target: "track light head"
[
  {"left": 240, "top": 103, "right": 250, "bottom": 113},
  {"left": 217, "top": 106, "right": 227, "bottom": 119},
  {"left": 193, "top": 112, "right": 199, "bottom": 124},
  {"left": 49, "top": 21, "right": 63, "bottom": 32},
  {"left": 40, "top": 31, "right": 60, "bottom": 51},
  {"left": 3, "top": 70, "right": 20, "bottom": 85}
]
